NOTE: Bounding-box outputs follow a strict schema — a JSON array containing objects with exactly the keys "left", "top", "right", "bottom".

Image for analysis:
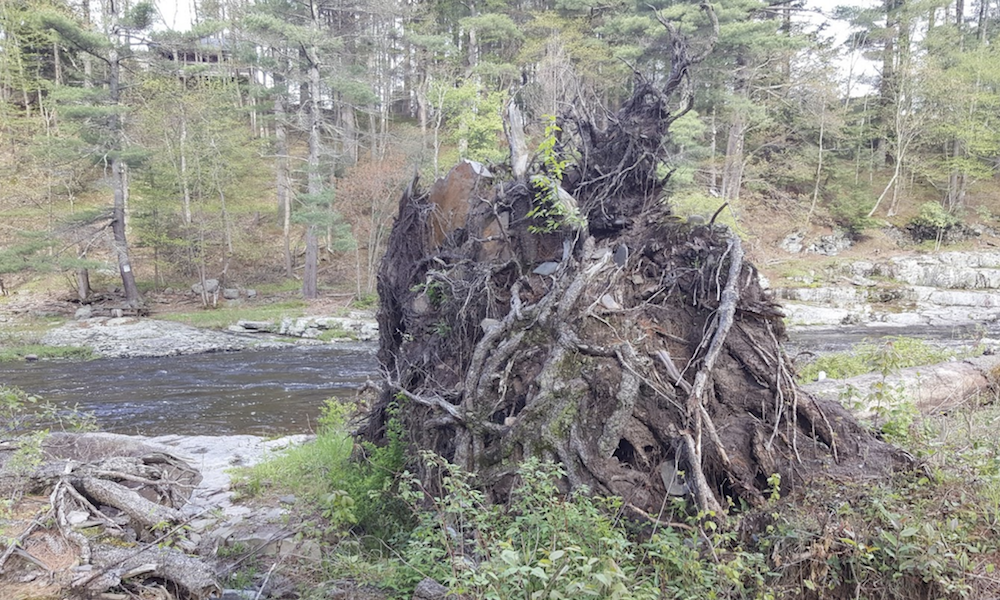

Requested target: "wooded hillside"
[{"left": 3, "top": 0, "right": 1000, "bottom": 301}]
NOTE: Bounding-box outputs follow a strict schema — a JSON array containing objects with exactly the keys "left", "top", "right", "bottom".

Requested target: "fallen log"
[{"left": 802, "top": 354, "right": 1000, "bottom": 417}]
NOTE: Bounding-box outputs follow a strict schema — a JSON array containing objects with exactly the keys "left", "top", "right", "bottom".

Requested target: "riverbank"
[{"left": 0, "top": 289, "right": 379, "bottom": 359}]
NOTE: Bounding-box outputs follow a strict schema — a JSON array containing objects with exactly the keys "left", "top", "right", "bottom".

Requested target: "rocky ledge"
[
  {"left": 777, "top": 250, "right": 1000, "bottom": 328},
  {"left": 41, "top": 317, "right": 295, "bottom": 358},
  {"left": 39, "top": 312, "right": 379, "bottom": 359}
]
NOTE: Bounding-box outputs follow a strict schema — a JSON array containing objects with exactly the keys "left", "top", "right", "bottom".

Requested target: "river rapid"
[
  {"left": 0, "top": 323, "right": 987, "bottom": 436},
  {"left": 0, "top": 344, "right": 379, "bottom": 436}
]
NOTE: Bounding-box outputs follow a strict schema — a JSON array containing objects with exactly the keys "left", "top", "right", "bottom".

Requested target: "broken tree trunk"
[{"left": 362, "top": 5, "right": 911, "bottom": 516}]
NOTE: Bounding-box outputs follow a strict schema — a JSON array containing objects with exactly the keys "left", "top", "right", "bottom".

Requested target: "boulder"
[{"left": 191, "top": 279, "right": 220, "bottom": 295}]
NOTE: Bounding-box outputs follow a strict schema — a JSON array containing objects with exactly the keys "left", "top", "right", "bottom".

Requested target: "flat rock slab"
[
  {"left": 147, "top": 433, "right": 313, "bottom": 516},
  {"left": 42, "top": 317, "right": 293, "bottom": 358}
]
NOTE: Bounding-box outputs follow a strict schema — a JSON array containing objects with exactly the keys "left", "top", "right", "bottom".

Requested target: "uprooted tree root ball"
[{"left": 361, "top": 4, "right": 912, "bottom": 519}]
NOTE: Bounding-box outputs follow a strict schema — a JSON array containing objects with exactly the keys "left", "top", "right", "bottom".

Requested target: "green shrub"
[
  {"left": 908, "top": 202, "right": 962, "bottom": 244},
  {"left": 390, "top": 453, "right": 772, "bottom": 600},
  {"left": 0, "top": 384, "right": 96, "bottom": 436},
  {"left": 343, "top": 400, "right": 413, "bottom": 545}
]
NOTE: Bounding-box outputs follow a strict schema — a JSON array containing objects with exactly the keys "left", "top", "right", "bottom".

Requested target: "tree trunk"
[
  {"left": 302, "top": 7, "right": 323, "bottom": 300},
  {"left": 76, "top": 267, "right": 91, "bottom": 302},
  {"left": 108, "top": 44, "right": 141, "bottom": 307}
]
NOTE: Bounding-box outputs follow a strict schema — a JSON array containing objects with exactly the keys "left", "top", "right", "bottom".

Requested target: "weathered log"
[
  {"left": 77, "top": 476, "right": 183, "bottom": 534},
  {"left": 80, "top": 542, "right": 219, "bottom": 599}
]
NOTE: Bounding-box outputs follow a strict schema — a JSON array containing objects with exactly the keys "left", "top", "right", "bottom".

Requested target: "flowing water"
[
  {"left": 0, "top": 344, "right": 378, "bottom": 436},
  {"left": 0, "top": 324, "right": 986, "bottom": 436}
]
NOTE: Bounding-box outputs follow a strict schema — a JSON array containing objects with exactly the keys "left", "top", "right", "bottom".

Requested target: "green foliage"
[
  {"left": 908, "top": 202, "right": 963, "bottom": 245},
  {"left": 343, "top": 400, "right": 412, "bottom": 544},
  {"left": 232, "top": 398, "right": 355, "bottom": 520},
  {"left": 526, "top": 117, "right": 584, "bottom": 234},
  {"left": 829, "top": 183, "right": 879, "bottom": 234},
  {"left": 0, "top": 384, "right": 96, "bottom": 439},
  {"left": 436, "top": 80, "right": 508, "bottom": 165},
  {"left": 387, "top": 453, "right": 773, "bottom": 600}
]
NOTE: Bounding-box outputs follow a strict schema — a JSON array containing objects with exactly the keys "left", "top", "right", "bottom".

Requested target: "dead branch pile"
[
  {"left": 362, "top": 5, "right": 912, "bottom": 517},
  {"left": 0, "top": 433, "right": 219, "bottom": 600}
]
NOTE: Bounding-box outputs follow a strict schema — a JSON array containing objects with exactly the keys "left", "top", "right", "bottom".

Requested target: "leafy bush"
[
  {"left": 342, "top": 399, "right": 413, "bottom": 544},
  {"left": 391, "top": 453, "right": 772, "bottom": 600},
  {"left": 0, "top": 384, "right": 96, "bottom": 436},
  {"left": 908, "top": 202, "right": 963, "bottom": 245}
]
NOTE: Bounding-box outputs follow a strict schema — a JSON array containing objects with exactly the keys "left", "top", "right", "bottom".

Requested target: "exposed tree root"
[
  {"left": 363, "top": 3, "right": 913, "bottom": 519},
  {"left": 0, "top": 434, "right": 219, "bottom": 600}
]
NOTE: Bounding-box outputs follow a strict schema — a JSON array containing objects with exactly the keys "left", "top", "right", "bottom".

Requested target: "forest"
[{"left": 2, "top": 0, "right": 999, "bottom": 302}]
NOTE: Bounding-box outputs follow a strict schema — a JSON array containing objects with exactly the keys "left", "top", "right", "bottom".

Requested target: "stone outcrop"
[
  {"left": 42, "top": 317, "right": 293, "bottom": 358},
  {"left": 229, "top": 312, "right": 379, "bottom": 341},
  {"left": 778, "top": 251, "right": 1000, "bottom": 327}
]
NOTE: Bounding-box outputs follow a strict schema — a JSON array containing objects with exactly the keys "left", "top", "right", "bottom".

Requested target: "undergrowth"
[{"left": 231, "top": 388, "right": 1000, "bottom": 600}]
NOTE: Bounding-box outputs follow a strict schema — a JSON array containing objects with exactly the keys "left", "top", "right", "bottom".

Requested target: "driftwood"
[
  {"left": 0, "top": 433, "right": 219, "bottom": 600},
  {"left": 363, "top": 3, "right": 911, "bottom": 518}
]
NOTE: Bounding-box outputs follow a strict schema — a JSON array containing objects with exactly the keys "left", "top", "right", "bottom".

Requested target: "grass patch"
[
  {"left": 158, "top": 299, "right": 308, "bottom": 329},
  {"left": 796, "top": 336, "right": 972, "bottom": 383},
  {"left": 316, "top": 325, "right": 354, "bottom": 342},
  {"left": 231, "top": 399, "right": 354, "bottom": 504},
  {"left": 0, "top": 343, "right": 93, "bottom": 362}
]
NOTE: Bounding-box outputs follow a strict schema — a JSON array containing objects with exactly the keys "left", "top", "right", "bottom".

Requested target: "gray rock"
[
  {"left": 42, "top": 318, "right": 292, "bottom": 358},
  {"left": 24, "top": 354, "right": 38, "bottom": 362},
  {"left": 74, "top": 305, "right": 93, "bottom": 320},
  {"left": 412, "top": 577, "right": 449, "bottom": 600},
  {"left": 278, "top": 495, "right": 296, "bottom": 505},
  {"left": 191, "top": 279, "right": 220, "bottom": 295},
  {"left": 806, "top": 231, "right": 852, "bottom": 256},
  {"left": 223, "top": 288, "right": 240, "bottom": 300},
  {"left": 245, "top": 289, "right": 257, "bottom": 299},
  {"left": 532, "top": 261, "right": 560, "bottom": 276},
  {"left": 779, "top": 232, "right": 804, "bottom": 253}
]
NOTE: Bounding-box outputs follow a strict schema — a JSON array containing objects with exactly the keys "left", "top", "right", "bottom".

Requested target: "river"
[
  {"left": 0, "top": 324, "right": 985, "bottom": 436},
  {"left": 0, "top": 344, "right": 379, "bottom": 436}
]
